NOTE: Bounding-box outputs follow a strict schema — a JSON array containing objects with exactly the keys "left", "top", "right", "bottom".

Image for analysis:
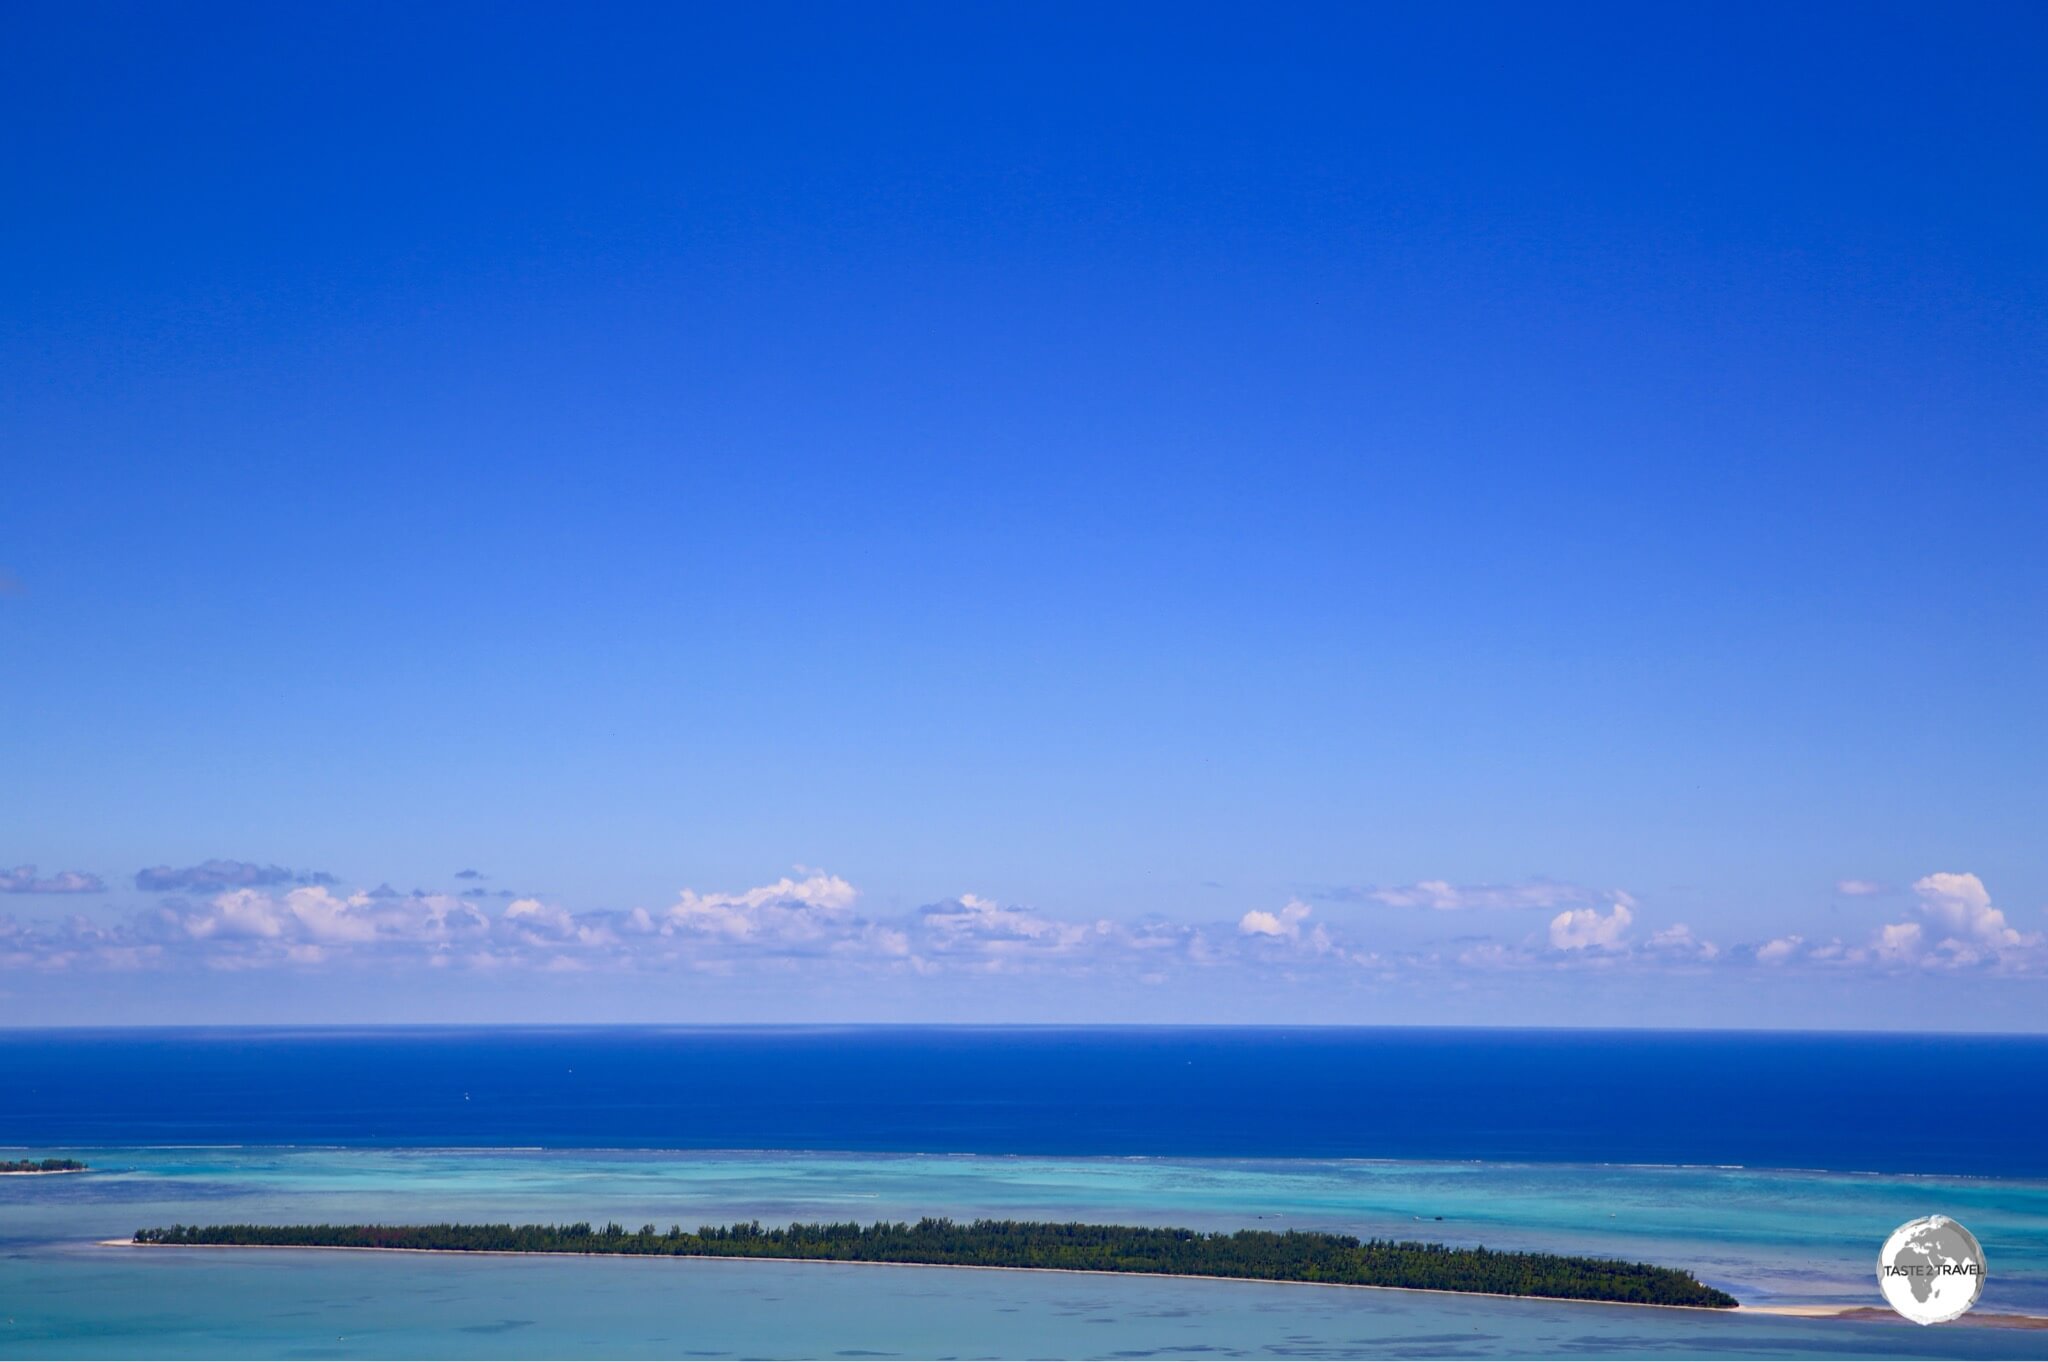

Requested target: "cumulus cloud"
[
  {"left": 1331, "top": 879, "right": 1603, "bottom": 911},
  {"left": 1748, "top": 872, "right": 2041, "bottom": 973},
  {"left": 1756, "top": 935, "right": 1804, "bottom": 965},
  {"left": 1874, "top": 920, "right": 1925, "bottom": 962},
  {"left": 896, "top": 894, "right": 1114, "bottom": 972},
  {"left": 645, "top": 876, "right": 1200, "bottom": 977},
  {"left": 1644, "top": 923, "right": 1719, "bottom": 962},
  {"left": 177, "top": 886, "right": 491, "bottom": 959},
  {"left": 6, "top": 860, "right": 2036, "bottom": 985},
  {"left": 0, "top": 865, "right": 106, "bottom": 894},
  {"left": 502, "top": 897, "right": 624, "bottom": 949},
  {"left": 916, "top": 894, "right": 1091, "bottom": 952},
  {"left": 659, "top": 870, "right": 861, "bottom": 950},
  {"left": 10, "top": 868, "right": 900, "bottom": 974},
  {"left": 0, "top": 866, "right": 1717, "bottom": 979},
  {"left": 135, "top": 860, "right": 335, "bottom": 893},
  {"left": 1231, "top": 899, "right": 1371, "bottom": 967},
  {"left": 1239, "top": 900, "right": 1314, "bottom": 938},
  {"left": 1910, "top": 873, "right": 2028, "bottom": 948},
  {"left": 1841, "top": 873, "right": 2042, "bottom": 970},
  {"left": 454, "top": 869, "right": 484, "bottom": 880},
  {"left": 1548, "top": 901, "right": 1634, "bottom": 952}
]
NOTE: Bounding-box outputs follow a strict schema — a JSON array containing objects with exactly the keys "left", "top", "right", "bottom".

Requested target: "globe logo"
[{"left": 1878, "top": 1216, "right": 1986, "bottom": 1325}]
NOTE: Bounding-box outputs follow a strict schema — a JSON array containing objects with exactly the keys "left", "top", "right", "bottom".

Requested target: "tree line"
[{"left": 130, "top": 1217, "right": 1737, "bottom": 1307}]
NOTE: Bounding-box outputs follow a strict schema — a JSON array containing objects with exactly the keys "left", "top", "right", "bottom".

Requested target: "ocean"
[
  {"left": 2, "top": 1026, "right": 2044, "bottom": 1358},
  {"left": 8, "top": 1026, "right": 2046, "bottom": 1173}
]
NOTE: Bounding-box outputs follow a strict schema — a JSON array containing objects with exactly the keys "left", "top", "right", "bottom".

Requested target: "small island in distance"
[
  {"left": 1, "top": 1158, "right": 87, "bottom": 1175},
  {"left": 128, "top": 1218, "right": 1739, "bottom": 1309}
]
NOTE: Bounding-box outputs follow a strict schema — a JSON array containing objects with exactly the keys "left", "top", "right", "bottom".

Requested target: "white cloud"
[
  {"left": 647, "top": 876, "right": 1197, "bottom": 976},
  {"left": 917, "top": 894, "right": 1092, "bottom": 949},
  {"left": 281, "top": 887, "right": 382, "bottom": 944},
  {"left": 1548, "top": 901, "right": 1633, "bottom": 952},
  {"left": 1239, "top": 900, "right": 1313, "bottom": 938},
  {"left": 1830, "top": 872, "right": 2043, "bottom": 972},
  {"left": 1232, "top": 899, "right": 1364, "bottom": 966},
  {"left": 901, "top": 894, "right": 1109, "bottom": 971},
  {"left": 1734, "top": 873, "right": 2041, "bottom": 975},
  {"left": 7, "top": 859, "right": 2040, "bottom": 986},
  {"left": 1835, "top": 879, "right": 1886, "bottom": 897},
  {"left": 504, "top": 897, "right": 621, "bottom": 948},
  {"left": 1756, "top": 935, "right": 1804, "bottom": 965},
  {"left": 1645, "top": 923, "right": 1719, "bottom": 961},
  {"left": 1910, "top": 872, "right": 2030, "bottom": 949},
  {"left": 1874, "top": 920, "right": 1924, "bottom": 962},
  {"left": 179, "top": 886, "right": 491, "bottom": 955},
  {"left": 184, "top": 888, "right": 287, "bottom": 940},
  {"left": 661, "top": 870, "right": 860, "bottom": 948}
]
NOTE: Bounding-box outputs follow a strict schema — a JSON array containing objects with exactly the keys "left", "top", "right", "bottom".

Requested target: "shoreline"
[
  {"left": 0, "top": 1168, "right": 87, "bottom": 1177},
  {"left": 102, "top": 1239, "right": 1740, "bottom": 1314},
  {"left": 1738, "top": 1303, "right": 2048, "bottom": 1332}
]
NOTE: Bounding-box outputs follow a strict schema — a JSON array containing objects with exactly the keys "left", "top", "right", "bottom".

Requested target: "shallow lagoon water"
[
  {"left": 8, "top": 1243, "right": 2044, "bottom": 1361},
  {"left": 3, "top": 1148, "right": 2044, "bottom": 1359}
]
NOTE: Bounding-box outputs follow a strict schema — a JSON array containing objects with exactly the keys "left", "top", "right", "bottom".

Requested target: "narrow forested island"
[
  {"left": 129, "top": 1218, "right": 1738, "bottom": 1308},
  {"left": 0, "top": 1158, "right": 87, "bottom": 1174}
]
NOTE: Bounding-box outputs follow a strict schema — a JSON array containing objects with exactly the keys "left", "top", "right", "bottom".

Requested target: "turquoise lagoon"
[{"left": 3, "top": 1148, "right": 2044, "bottom": 1358}]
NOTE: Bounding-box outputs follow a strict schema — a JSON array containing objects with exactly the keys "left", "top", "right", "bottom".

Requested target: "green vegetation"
[
  {"left": 131, "top": 1218, "right": 1737, "bottom": 1308},
  {"left": 0, "top": 1158, "right": 86, "bottom": 1173}
]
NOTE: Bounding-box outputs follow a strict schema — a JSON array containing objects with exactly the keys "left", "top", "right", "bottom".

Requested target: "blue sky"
[{"left": 2, "top": 2, "right": 2044, "bottom": 1027}]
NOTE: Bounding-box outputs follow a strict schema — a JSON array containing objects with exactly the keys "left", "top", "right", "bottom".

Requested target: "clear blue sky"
[{"left": 3, "top": 1, "right": 2043, "bottom": 1027}]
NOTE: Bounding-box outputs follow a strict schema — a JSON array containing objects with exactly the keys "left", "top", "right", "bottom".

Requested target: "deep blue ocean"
[{"left": 5, "top": 1025, "right": 2045, "bottom": 1176}]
